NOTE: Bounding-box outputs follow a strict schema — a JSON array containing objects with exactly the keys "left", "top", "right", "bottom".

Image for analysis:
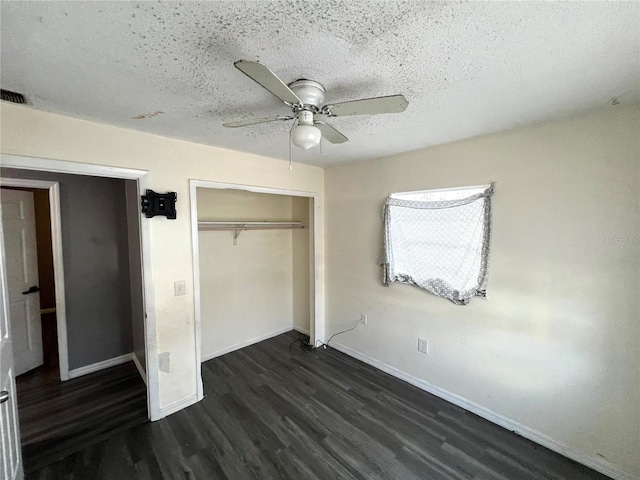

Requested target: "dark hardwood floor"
[
  {"left": 29, "top": 331, "right": 609, "bottom": 479},
  {"left": 17, "top": 361, "right": 147, "bottom": 473}
]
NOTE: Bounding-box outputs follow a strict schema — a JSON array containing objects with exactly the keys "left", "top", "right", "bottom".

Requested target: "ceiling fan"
[{"left": 223, "top": 60, "right": 409, "bottom": 150}]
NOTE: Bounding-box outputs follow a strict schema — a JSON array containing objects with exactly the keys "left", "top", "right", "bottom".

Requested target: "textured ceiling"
[{"left": 1, "top": 1, "right": 638, "bottom": 167}]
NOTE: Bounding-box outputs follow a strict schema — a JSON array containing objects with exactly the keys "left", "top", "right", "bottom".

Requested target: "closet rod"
[
  {"left": 198, "top": 221, "right": 306, "bottom": 245},
  {"left": 198, "top": 221, "right": 305, "bottom": 231}
]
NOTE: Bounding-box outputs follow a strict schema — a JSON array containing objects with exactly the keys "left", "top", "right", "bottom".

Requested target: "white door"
[
  {"left": 1, "top": 189, "right": 43, "bottom": 376},
  {"left": 1, "top": 202, "right": 24, "bottom": 480}
]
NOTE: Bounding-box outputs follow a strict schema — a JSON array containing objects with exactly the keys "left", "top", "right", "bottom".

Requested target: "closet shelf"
[{"left": 198, "top": 221, "right": 306, "bottom": 245}]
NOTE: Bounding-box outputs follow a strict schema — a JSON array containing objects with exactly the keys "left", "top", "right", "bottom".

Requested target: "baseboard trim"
[
  {"left": 201, "top": 326, "right": 293, "bottom": 362},
  {"left": 68, "top": 353, "right": 133, "bottom": 380},
  {"left": 330, "top": 341, "right": 636, "bottom": 480},
  {"left": 159, "top": 394, "right": 199, "bottom": 419},
  {"left": 132, "top": 352, "right": 147, "bottom": 386}
]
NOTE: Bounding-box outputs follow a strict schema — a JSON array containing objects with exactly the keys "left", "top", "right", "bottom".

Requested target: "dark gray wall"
[
  {"left": 1, "top": 168, "right": 135, "bottom": 369},
  {"left": 125, "top": 180, "right": 145, "bottom": 374}
]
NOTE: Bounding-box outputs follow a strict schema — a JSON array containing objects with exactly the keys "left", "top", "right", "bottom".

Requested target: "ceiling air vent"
[{"left": 1, "top": 89, "right": 26, "bottom": 104}]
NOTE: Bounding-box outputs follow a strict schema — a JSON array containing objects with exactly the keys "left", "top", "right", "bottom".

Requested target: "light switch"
[{"left": 174, "top": 280, "right": 186, "bottom": 296}]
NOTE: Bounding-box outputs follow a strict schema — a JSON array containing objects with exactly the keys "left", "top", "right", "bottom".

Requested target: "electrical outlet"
[
  {"left": 418, "top": 338, "right": 428, "bottom": 354},
  {"left": 174, "top": 280, "right": 186, "bottom": 296},
  {"left": 360, "top": 313, "right": 368, "bottom": 325}
]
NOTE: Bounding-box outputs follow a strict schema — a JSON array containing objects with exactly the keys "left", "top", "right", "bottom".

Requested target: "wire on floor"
[{"left": 289, "top": 331, "right": 315, "bottom": 353}]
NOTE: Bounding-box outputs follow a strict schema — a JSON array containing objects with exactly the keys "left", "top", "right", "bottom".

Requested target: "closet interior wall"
[
  {"left": 292, "top": 196, "right": 311, "bottom": 335},
  {"left": 197, "top": 188, "right": 311, "bottom": 361}
]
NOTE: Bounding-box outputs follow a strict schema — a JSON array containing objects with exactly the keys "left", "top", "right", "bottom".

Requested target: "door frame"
[
  {"left": 189, "top": 180, "right": 322, "bottom": 400},
  {"left": 0, "top": 154, "right": 160, "bottom": 421},
  {"left": 0, "top": 178, "right": 69, "bottom": 380}
]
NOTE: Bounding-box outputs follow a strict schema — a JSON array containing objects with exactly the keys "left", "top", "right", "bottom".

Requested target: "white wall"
[
  {"left": 0, "top": 102, "right": 324, "bottom": 414},
  {"left": 197, "top": 188, "right": 299, "bottom": 359},
  {"left": 324, "top": 104, "right": 640, "bottom": 478}
]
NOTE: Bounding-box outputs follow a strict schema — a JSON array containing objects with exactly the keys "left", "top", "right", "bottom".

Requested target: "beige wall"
[
  {"left": 292, "top": 196, "right": 311, "bottom": 333},
  {"left": 324, "top": 104, "right": 640, "bottom": 477},
  {"left": 0, "top": 102, "right": 324, "bottom": 412}
]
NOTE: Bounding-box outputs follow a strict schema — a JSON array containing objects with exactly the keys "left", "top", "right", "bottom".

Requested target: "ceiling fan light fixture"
[{"left": 291, "top": 124, "right": 321, "bottom": 150}]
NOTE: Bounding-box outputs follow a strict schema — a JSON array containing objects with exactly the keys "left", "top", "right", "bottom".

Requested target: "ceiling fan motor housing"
[{"left": 288, "top": 79, "right": 325, "bottom": 109}]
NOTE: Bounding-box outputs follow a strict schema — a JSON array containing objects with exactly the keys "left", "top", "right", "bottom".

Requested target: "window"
[{"left": 382, "top": 184, "right": 494, "bottom": 305}]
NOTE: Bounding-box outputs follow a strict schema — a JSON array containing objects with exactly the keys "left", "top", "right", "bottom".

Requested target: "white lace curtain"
[{"left": 382, "top": 185, "right": 494, "bottom": 305}]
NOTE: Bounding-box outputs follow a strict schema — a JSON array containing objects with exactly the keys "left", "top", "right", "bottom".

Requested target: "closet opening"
[{"left": 190, "top": 181, "right": 319, "bottom": 390}]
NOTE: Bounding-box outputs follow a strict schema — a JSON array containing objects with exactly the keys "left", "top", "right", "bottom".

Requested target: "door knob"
[
  {"left": 0, "top": 390, "right": 9, "bottom": 404},
  {"left": 21, "top": 285, "right": 39, "bottom": 295}
]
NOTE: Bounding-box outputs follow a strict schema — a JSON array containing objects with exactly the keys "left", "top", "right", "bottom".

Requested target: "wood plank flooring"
[
  {"left": 17, "top": 361, "right": 147, "bottom": 473},
  {"left": 29, "top": 331, "right": 609, "bottom": 479}
]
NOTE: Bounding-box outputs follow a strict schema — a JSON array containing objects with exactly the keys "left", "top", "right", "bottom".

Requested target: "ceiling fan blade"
[
  {"left": 223, "top": 115, "right": 293, "bottom": 128},
  {"left": 326, "top": 94, "right": 408, "bottom": 117},
  {"left": 234, "top": 60, "right": 301, "bottom": 105},
  {"left": 315, "top": 122, "right": 349, "bottom": 144}
]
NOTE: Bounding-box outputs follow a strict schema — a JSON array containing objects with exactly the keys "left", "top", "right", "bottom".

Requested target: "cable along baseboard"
[{"left": 198, "top": 221, "right": 306, "bottom": 245}]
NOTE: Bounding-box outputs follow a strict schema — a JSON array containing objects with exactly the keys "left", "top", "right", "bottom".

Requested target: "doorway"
[
  {"left": 1, "top": 172, "right": 147, "bottom": 471},
  {"left": 0, "top": 180, "right": 67, "bottom": 385},
  {"left": 0, "top": 154, "right": 159, "bottom": 475}
]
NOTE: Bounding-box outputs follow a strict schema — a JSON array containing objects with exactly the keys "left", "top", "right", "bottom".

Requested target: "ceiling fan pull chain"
[
  {"left": 289, "top": 118, "right": 297, "bottom": 171},
  {"left": 289, "top": 128, "right": 292, "bottom": 170}
]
